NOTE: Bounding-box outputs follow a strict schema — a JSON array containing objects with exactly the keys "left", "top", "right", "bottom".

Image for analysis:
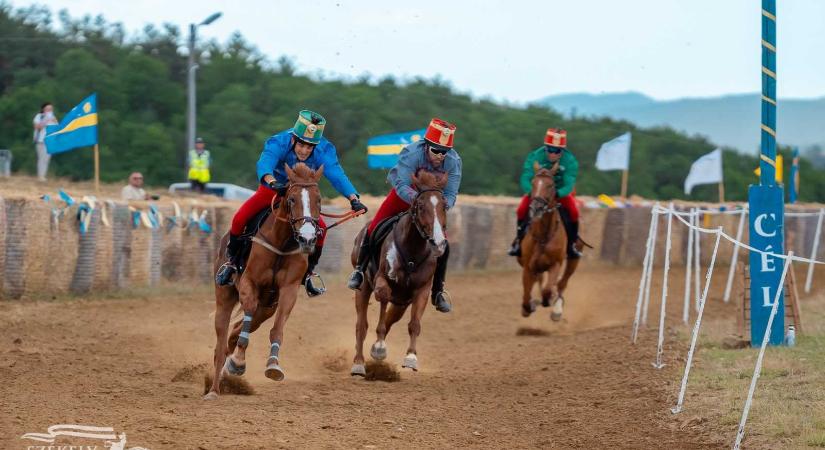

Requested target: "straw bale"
[
  {"left": 316, "top": 206, "right": 347, "bottom": 275},
  {"left": 93, "top": 206, "right": 114, "bottom": 291},
  {"left": 0, "top": 196, "right": 5, "bottom": 298},
  {"left": 2, "top": 198, "right": 26, "bottom": 298},
  {"left": 455, "top": 204, "right": 494, "bottom": 270},
  {"left": 623, "top": 207, "right": 652, "bottom": 265},
  {"left": 579, "top": 207, "right": 607, "bottom": 264},
  {"left": 21, "top": 201, "right": 53, "bottom": 296},
  {"left": 600, "top": 208, "right": 625, "bottom": 264},
  {"left": 486, "top": 203, "right": 519, "bottom": 270},
  {"left": 149, "top": 226, "right": 162, "bottom": 286},
  {"left": 71, "top": 208, "right": 99, "bottom": 294},
  {"left": 111, "top": 205, "right": 132, "bottom": 288}
]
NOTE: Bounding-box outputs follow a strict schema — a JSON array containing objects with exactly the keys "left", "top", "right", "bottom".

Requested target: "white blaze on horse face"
[
  {"left": 298, "top": 188, "right": 316, "bottom": 241},
  {"left": 430, "top": 195, "right": 446, "bottom": 246},
  {"left": 534, "top": 178, "right": 544, "bottom": 197}
]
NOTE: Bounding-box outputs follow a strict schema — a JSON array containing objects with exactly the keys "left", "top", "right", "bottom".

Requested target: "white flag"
[
  {"left": 684, "top": 148, "right": 723, "bottom": 194},
  {"left": 595, "top": 132, "right": 631, "bottom": 171}
]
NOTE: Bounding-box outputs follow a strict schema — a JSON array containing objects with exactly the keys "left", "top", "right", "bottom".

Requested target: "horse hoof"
[
  {"left": 265, "top": 360, "right": 285, "bottom": 381},
  {"left": 202, "top": 391, "right": 219, "bottom": 401},
  {"left": 222, "top": 356, "right": 246, "bottom": 376},
  {"left": 402, "top": 353, "right": 418, "bottom": 371},
  {"left": 541, "top": 297, "right": 551, "bottom": 308},
  {"left": 521, "top": 300, "right": 537, "bottom": 318},
  {"left": 551, "top": 297, "right": 564, "bottom": 322},
  {"left": 351, "top": 364, "right": 366, "bottom": 377},
  {"left": 370, "top": 341, "right": 387, "bottom": 361}
]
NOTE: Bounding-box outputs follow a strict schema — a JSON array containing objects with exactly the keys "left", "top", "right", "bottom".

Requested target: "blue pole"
[
  {"left": 748, "top": 0, "right": 785, "bottom": 347},
  {"left": 759, "top": 0, "right": 778, "bottom": 185},
  {"left": 790, "top": 146, "right": 799, "bottom": 203}
]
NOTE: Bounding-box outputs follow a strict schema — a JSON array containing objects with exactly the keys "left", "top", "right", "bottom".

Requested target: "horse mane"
[
  {"left": 534, "top": 166, "right": 556, "bottom": 180},
  {"left": 414, "top": 169, "right": 448, "bottom": 190},
  {"left": 289, "top": 163, "right": 317, "bottom": 183}
]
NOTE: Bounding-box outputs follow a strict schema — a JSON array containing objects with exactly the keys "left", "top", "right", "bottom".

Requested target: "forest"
[{"left": 2, "top": 3, "right": 823, "bottom": 202}]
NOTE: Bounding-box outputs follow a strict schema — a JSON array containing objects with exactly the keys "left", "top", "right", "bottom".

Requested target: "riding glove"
[
  {"left": 268, "top": 179, "right": 287, "bottom": 196},
  {"left": 350, "top": 197, "right": 368, "bottom": 213}
]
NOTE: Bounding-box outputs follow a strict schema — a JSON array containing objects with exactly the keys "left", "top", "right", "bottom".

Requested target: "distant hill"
[{"left": 537, "top": 92, "right": 825, "bottom": 155}]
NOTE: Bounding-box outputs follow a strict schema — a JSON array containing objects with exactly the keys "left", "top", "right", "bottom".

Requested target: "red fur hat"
[
  {"left": 544, "top": 128, "right": 567, "bottom": 148},
  {"left": 424, "top": 118, "right": 456, "bottom": 149}
]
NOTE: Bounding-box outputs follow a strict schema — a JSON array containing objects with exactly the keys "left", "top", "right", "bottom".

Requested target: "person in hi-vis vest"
[{"left": 188, "top": 137, "right": 211, "bottom": 193}]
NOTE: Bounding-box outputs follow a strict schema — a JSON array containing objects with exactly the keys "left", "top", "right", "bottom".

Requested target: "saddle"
[{"left": 234, "top": 199, "right": 296, "bottom": 275}]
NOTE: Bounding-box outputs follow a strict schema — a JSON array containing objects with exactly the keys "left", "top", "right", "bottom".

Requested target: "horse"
[
  {"left": 517, "top": 163, "right": 582, "bottom": 321},
  {"left": 349, "top": 170, "right": 449, "bottom": 376},
  {"left": 204, "top": 163, "right": 324, "bottom": 399}
]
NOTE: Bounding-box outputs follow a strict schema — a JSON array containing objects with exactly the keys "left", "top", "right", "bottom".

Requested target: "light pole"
[{"left": 186, "top": 12, "right": 222, "bottom": 153}]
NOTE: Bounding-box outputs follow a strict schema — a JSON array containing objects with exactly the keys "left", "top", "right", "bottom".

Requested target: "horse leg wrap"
[
  {"left": 237, "top": 314, "right": 253, "bottom": 348},
  {"left": 269, "top": 342, "right": 281, "bottom": 362}
]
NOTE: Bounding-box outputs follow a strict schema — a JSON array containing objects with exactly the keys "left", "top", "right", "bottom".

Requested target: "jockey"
[
  {"left": 215, "top": 110, "right": 368, "bottom": 295},
  {"left": 347, "top": 118, "right": 461, "bottom": 313},
  {"left": 508, "top": 128, "right": 581, "bottom": 259}
]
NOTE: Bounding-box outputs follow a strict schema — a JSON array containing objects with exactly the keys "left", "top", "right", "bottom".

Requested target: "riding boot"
[
  {"left": 566, "top": 220, "right": 582, "bottom": 260},
  {"left": 431, "top": 243, "right": 452, "bottom": 313},
  {"left": 216, "top": 233, "right": 243, "bottom": 286},
  {"left": 302, "top": 245, "right": 326, "bottom": 297},
  {"left": 347, "top": 234, "right": 371, "bottom": 290},
  {"left": 507, "top": 219, "right": 529, "bottom": 257}
]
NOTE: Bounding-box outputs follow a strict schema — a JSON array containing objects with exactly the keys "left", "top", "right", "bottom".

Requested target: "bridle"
[
  {"left": 409, "top": 188, "right": 447, "bottom": 247},
  {"left": 272, "top": 181, "right": 323, "bottom": 240},
  {"left": 529, "top": 175, "right": 559, "bottom": 220}
]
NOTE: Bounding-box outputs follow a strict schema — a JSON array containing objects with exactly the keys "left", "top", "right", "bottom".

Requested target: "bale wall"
[{"left": 1, "top": 195, "right": 822, "bottom": 299}]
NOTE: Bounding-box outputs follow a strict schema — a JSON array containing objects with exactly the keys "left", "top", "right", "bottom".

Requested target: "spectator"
[
  {"left": 188, "top": 137, "right": 211, "bottom": 193},
  {"left": 121, "top": 172, "right": 149, "bottom": 200},
  {"left": 32, "top": 102, "right": 58, "bottom": 181}
]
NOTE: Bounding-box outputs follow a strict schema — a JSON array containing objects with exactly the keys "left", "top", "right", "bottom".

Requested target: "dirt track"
[{"left": 0, "top": 266, "right": 728, "bottom": 449}]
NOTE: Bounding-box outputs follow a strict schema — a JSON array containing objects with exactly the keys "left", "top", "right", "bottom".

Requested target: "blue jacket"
[
  {"left": 387, "top": 140, "right": 462, "bottom": 209},
  {"left": 256, "top": 129, "right": 358, "bottom": 198}
]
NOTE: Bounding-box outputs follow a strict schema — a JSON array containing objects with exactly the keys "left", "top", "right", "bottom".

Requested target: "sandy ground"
[{"left": 0, "top": 266, "right": 731, "bottom": 449}]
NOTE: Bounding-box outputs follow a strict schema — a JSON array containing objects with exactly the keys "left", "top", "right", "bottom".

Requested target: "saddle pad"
[{"left": 369, "top": 213, "right": 406, "bottom": 267}]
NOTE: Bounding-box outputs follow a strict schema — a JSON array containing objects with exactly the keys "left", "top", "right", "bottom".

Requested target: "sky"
[{"left": 10, "top": 0, "right": 825, "bottom": 103}]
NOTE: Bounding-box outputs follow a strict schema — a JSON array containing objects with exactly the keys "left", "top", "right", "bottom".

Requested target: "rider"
[
  {"left": 215, "top": 110, "right": 368, "bottom": 295},
  {"left": 347, "top": 118, "right": 461, "bottom": 313},
  {"left": 508, "top": 128, "right": 581, "bottom": 259}
]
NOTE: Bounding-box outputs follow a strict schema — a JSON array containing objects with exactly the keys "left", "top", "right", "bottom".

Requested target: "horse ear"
[
  {"left": 533, "top": 161, "right": 540, "bottom": 173},
  {"left": 314, "top": 164, "right": 324, "bottom": 182},
  {"left": 284, "top": 163, "right": 295, "bottom": 181},
  {"left": 411, "top": 172, "right": 419, "bottom": 187}
]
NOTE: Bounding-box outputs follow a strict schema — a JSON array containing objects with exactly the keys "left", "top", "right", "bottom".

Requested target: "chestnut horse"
[
  {"left": 205, "top": 163, "right": 324, "bottom": 399},
  {"left": 517, "top": 164, "right": 581, "bottom": 321},
  {"left": 350, "top": 170, "right": 449, "bottom": 375}
]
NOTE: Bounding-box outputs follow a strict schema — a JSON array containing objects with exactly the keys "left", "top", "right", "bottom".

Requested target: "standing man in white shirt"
[{"left": 32, "top": 102, "right": 58, "bottom": 181}]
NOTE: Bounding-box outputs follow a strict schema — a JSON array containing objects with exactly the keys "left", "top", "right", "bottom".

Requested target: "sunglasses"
[
  {"left": 428, "top": 145, "right": 449, "bottom": 156},
  {"left": 545, "top": 146, "right": 563, "bottom": 155}
]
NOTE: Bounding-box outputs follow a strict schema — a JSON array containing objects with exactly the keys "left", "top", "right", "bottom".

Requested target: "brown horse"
[
  {"left": 350, "top": 170, "right": 449, "bottom": 375},
  {"left": 204, "top": 163, "right": 324, "bottom": 399},
  {"left": 517, "top": 164, "right": 581, "bottom": 321}
]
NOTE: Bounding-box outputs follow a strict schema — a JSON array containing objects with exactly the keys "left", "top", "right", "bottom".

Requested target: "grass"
[{"left": 683, "top": 286, "right": 825, "bottom": 449}]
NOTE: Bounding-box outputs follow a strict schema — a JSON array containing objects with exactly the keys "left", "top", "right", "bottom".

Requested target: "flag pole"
[
  {"left": 94, "top": 144, "right": 100, "bottom": 193},
  {"left": 718, "top": 181, "right": 725, "bottom": 203},
  {"left": 621, "top": 169, "right": 629, "bottom": 199}
]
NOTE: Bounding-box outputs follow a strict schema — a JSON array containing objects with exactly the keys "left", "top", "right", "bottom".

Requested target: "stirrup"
[
  {"left": 215, "top": 262, "right": 237, "bottom": 286},
  {"left": 347, "top": 269, "right": 364, "bottom": 291},
  {"left": 432, "top": 290, "right": 452, "bottom": 313},
  {"left": 304, "top": 272, "right": 326, "bottom": 297}
]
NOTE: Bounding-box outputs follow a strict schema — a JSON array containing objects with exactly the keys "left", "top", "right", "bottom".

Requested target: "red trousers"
[
  {"left": 368, "top": 188, "right": 411, "bottom": 235},
  {"left": 231, "top": 184, "right": 327, "bottom": 246},
  {"left": 516, "top": 191, "right": 579, "bottom": 222}
]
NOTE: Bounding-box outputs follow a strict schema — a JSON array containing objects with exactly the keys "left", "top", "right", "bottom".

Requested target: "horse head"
[
  {"left": 530, "top": 162, "right": 558, "bottom": 218},
  {"left": 410, "top": 170, "right": 449, "bottom": 253},
  {"left": 283, "top": 163, "right": 324, "bottom": 253}
]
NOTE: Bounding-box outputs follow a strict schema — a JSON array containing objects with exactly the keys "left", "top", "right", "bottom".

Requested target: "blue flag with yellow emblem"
[
  {"left": 45, "top": 93, "right": 98, "bottom": 154},
  {"left": 367, "top": 128, "right": 426, "bottom": 169}
]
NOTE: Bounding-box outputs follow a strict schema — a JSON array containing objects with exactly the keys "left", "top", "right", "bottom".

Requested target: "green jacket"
[{"left": 519, "top": 147, "right": 578, "bottom": 197}]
